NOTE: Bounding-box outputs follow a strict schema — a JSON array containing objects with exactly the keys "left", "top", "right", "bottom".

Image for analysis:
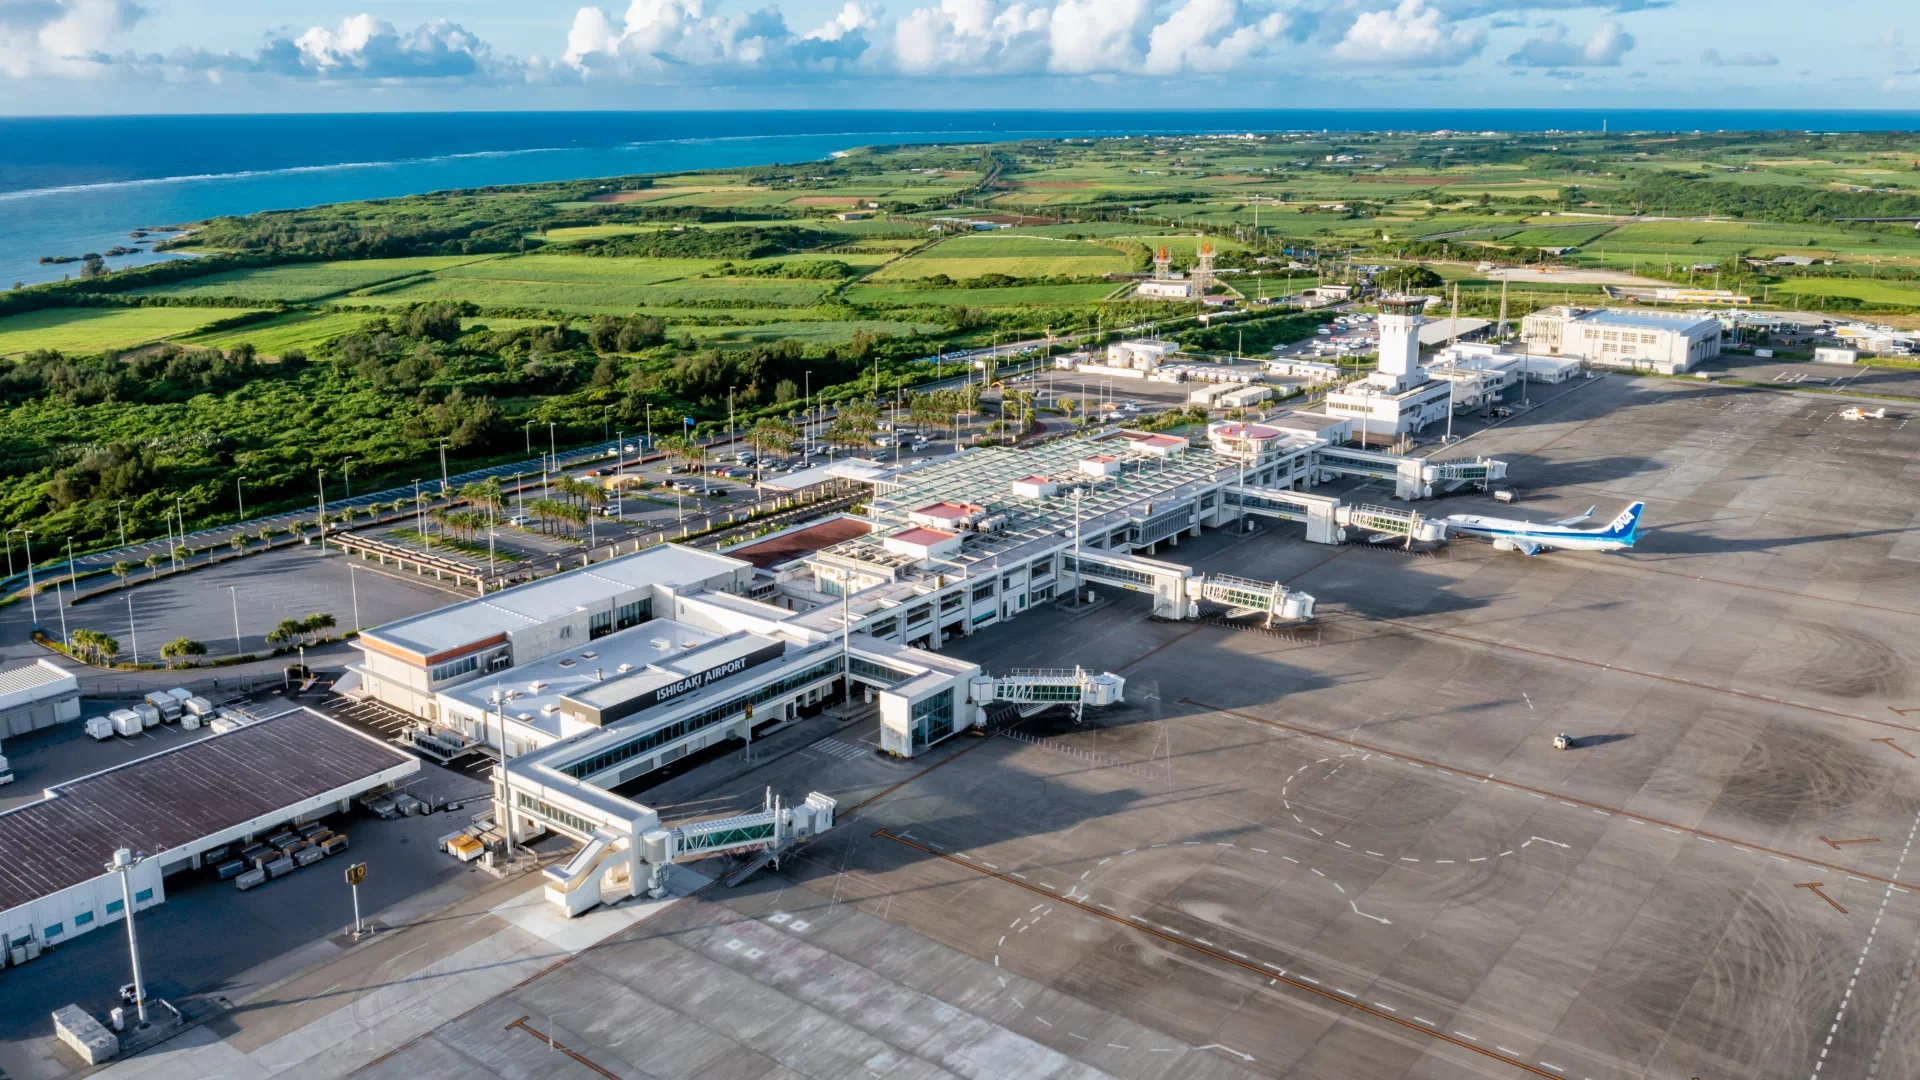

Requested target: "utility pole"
[
  {"left": 232, "top": 479, "right": 242, "bottom": 526},
  {"left": 126, "top": 593, "right": 137, "bottom": 664},
  {"left": 804, "top": 371, "right": 811, "bottom": 457},
  {"left": 115, "top": 499, "right": 127, "bottom": 546},
  {"left": 438, "top": 441, "right": 450, "bottom": 495},
  {"left": 108, "top": 849, "right": 149, "bottom": 1027},
  {"left": 17, "top": 529, "right": 37, "bottom": 627},
  {"left": 548, "top": 422, "right": 556, "bottom": 468},
  {"left": 342, "top": 460, "right": 353, "bottom": 501},
  {"left": 316, "top": 469, "right": 327, "bottom": 552},
  {"left": 228, "top": 586, "right": 241, "bottom": 657}
]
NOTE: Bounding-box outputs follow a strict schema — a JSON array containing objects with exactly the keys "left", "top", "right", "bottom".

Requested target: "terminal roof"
[
  {"left": 0, "top": 707, "right": 413, "bottom": 912},
  {"left": 364, "top": 544, "right": 747, "bottom": 660}
]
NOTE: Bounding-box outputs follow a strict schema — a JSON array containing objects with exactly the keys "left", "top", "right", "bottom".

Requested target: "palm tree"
[
  {"left": 72, "top": 629, "right": 121, "bottom": 665},
  {"left": 112, "top": 560, "right": 133, "bottom": 585},
  {"left": 749, "top": 417, "right": 798, "bottom": 479},
  {"left": 255, "top": 526, "right": 273, "bottom": 546},
  {"left": 143, "top": 553, "right": 162, "bottom": 579},
  {"left": 266, "top": 618, "right": 304, "bottom": 647},
  {"left": 228, "top": 535, "right": 244, "bottom": 554},
  {"left": 301, "top": 612, "right": 337, "bottom": 643},
  {"left": 159, "top": 637, "right": 207, "bottom": 669}
]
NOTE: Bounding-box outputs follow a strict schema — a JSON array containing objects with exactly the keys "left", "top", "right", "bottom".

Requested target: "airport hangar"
[{"left": 0, "top": 707, "right": 416, "bottom": 959}]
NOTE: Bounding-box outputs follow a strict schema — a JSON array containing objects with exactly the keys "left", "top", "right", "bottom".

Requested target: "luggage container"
[
  {"left": 84, "top": 716, "right": 114, "bottom": 741},
  {"left": 297, "top": 822, "right": 327, "bottom": 840},
  {"left": 264, "top": 856, "right": 294, "bottom": 879},
  {"left": 110, "top": 710, "right": 143, "bottom": 737},
  {"left": 235, "top": 868, "right": 267, "bottom": 891},
  {"left": 184, "top": 696, "right": 215, "bottom": 718},
  {"left": 266, "top": 830, "right": 298, "bottom": 851},
  {"left": 319, "top": 834, "right": 349, "bottom": 856},
  {"left": 305, "top": 831, "right": 335, "bottom": 853},
  {"left": 392, "top": 794, "right": 424, "bottom": 817},
  {"left": 361, "top": 795, "right": 398, "bottom": 820},
  {"left": 293, "top": 847, "right": 325, "bottom": 868},
  {"left": 239, "top": 842, "right": 268, "bottom": 864},
  {"left": 133, "top": 703, "right": 161, "bottom": 729},
  {"left": 280, "top": 840, "right": 310, "bottom": 861},
  {"left": 214, "top": 859, "right": 247, "bottom": 880},
  {"left": 446, "top": 835, "right": 485, "bottom": 863},
  {"left": 201, "top": 843, "right": 230, "bottom": 863},
  {"left": 208, "top": 716, "right": 242, "bottom": 734}
]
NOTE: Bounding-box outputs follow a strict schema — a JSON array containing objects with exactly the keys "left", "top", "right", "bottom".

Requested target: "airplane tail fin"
[{"left": 1605, "top": 502, "right": 1645, "bottom": 544}]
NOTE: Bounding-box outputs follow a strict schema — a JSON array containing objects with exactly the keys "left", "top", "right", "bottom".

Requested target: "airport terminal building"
[{"left": 1522, "top": 306, "right": 1722, "bottom": 374}]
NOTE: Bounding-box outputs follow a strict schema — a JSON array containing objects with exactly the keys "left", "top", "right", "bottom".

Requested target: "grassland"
[
  {"left": 845, "top": 282, "right": 1120, "bottom": 306},
  {"left": 176, "top": 310, "right": 374, "bottom": 356},
  {"left": 0, "top": 306, "right": 269, "bottom": 356},
  {"left": 1767, "top": 278, "right": 1920, "bottom": 305},
  {"left": 869, "top": 234, "right": 1134, "bottom": 281},
  {"left": 131, "top": 255, "right": 499, "bottom": 302}
]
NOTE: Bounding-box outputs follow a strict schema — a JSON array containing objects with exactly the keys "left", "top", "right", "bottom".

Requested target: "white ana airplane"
[{"left": 1444, "top": 502, "right": 1645, "bottom": 556}]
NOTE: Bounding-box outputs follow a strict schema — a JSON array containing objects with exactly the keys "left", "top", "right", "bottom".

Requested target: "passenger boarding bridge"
[
  {"left": 1223, "top": 486, "right": 1447, "bottom": 547},
  {"left": 1311, "top": 445, "right": 1508, "bottom": 501}
]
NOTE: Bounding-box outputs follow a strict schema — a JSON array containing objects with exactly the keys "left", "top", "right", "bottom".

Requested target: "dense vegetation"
[{"left": 10, "top": 129, "right": 1920, "bottom": 560}]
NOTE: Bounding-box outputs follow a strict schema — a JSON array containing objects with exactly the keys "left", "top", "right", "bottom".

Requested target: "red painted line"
[{"left": 877, "top": 828, "right": 1561, "bottom": 1079}]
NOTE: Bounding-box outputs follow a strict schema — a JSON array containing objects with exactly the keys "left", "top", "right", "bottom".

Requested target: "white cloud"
[
  {"left": 1143, "top": 0, "right": 1290, "bottom": 75},
  {"left": 255, "top": 15, "right": 512, "bottom": 80},
  {"left": 0, "top": 0, "right": 142, "bottom": 77},
  {"left": 1505, "top": 19, "right": 1634, "bottom": 67},
  {"left": 1700, "top": 47, "right": 1777, "bottom": 67},
  {"left": 1046, "top": 0, "right": 1151, "bottom": 74},
  {"left": 562, "top": 0, "right": 871, "bottom": 78},
  {"left": 1330, "top": 0, "right": 1484, "bottom": 68},
  {"left": 893, "top": 0, "right": 1051, "bottom": 75}
]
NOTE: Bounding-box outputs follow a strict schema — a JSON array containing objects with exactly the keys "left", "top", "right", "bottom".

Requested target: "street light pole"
[
  {"left": 316, "top": 469, "right": 327, "bottom": 552},
  {"left": 17, "top": 529, "right": 37, "bottom": 627},
  {"left": 115, "top": 499, "right": 127, "bottom": 546},
  {"left": 108, "top": 848, "right": 149, "bottom": 1027},
  {"left": 547, "top": 422, "right": 556, "bottom": 466},
  {"left": 348, "top": 563, "right": 361, "bottom": 632},
  {"left": 127, "top": 593, "right": 138, "bottom": 665},
  {"left": 438, "top": 441, "right": 450, "bottom": 495},
  {"left": 228, "top": 586, "right": 241, "bottom": 657},
  {"left": 233, "top": 479, "right": 243, "bottom": 525}
]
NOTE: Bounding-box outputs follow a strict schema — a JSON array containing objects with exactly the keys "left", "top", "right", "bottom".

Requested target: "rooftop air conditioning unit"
[
  {"left": 527, "top": 681, "right": 546, "bottom": 691},
  {"left": 618, "top": 662, "right": 635, "bottom": 672}
]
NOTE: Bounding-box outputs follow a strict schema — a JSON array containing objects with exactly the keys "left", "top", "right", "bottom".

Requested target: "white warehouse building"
[{"left": 1521, "top": 306, "right": 1722, "bottom": 374}]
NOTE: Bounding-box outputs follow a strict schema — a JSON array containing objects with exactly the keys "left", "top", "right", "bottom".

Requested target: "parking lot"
[{"left": 349, "top": 371, "right": 1920, "bottom": 1080}]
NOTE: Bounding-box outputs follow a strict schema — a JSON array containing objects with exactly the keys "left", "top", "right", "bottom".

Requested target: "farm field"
[
  {"left": 686, "top": 319, "right": 944, "bottom": 346},
  {"left": 868, "top": 234, "right": 1135, "bottom": 281},
  {"left": 175, "top": 309, "right": 373, "bottom": 355},
  {"left": 845, "top": 282, "right": 1120, "bottom": 307},
  {"left": 1767, "top": 277, "right": 1920, "bottom": 305},
  {"left": 0, "top": 305, "right": 268, "bottom": 356},
  {"left": 128, "top": 255, "right": 499, "bottom": 301}
]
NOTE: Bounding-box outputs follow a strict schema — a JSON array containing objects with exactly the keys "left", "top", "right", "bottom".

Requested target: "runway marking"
[
  {"left": 1871, "top": 737, "right": 1916, "bottom": 759},
  {"left": 1182, "top": 698, "right": 1920, "bottom": 891},
  {"left": 1822, "top": 836, "right": 1882, "bottom": 850},
  {"left": 1812, "top": 806, "right": 1920, "bottom": 1078},
  {"left": 878, "top": 829, "right": 1564, "bottom": 1079},
  {"left": 1797, "top": 882, "right": 1848, "bottom": 914}
]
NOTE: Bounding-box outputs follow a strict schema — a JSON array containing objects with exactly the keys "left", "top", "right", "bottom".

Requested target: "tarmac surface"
[{"left": 35, "top": 370, "right": 1920, "bottom": 1080}]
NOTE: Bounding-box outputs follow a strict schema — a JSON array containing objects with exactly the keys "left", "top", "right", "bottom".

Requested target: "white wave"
[{"left": 0, "top": 146, "right": 573, "bottom": 202}]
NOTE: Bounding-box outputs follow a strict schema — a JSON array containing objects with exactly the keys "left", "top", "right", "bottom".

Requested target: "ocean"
[{"left": 5, "top": 108, "right": 1920, "bottom": 289}]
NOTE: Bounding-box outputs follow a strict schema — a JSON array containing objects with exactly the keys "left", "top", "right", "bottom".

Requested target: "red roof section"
[
  {"left": 890, "top": 527, "right": 958, "bottom": 546},
  {"left": 726, "top": 517, "right": 872, "bottom": 569}
]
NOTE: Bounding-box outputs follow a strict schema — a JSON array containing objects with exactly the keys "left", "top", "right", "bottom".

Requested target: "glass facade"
[
  {"left": 911, "top": 689, "right": 955, "bottom": 749},
  {"left": 517, "top": 792, "right": 595, "bottom": 837},
  {"left": 615, "top": 598, "right": 651, "bottom": 631}
]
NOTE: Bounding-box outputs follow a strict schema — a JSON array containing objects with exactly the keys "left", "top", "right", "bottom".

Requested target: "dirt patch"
[{"left": 790, "top": 196, "right": 865, "bottom": 206}]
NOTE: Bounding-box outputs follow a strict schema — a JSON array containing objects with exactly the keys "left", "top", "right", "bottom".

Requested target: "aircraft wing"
[
  {"left": 1546, "top": 506, "right": 1596, "bottom": 528},
  {"left": 1512, "top": 538, "right": 1543, "bottom": 557}
]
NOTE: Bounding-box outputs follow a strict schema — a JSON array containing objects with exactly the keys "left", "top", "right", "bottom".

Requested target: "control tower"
[{"left": 1373, "top": 296, "right": 1427, "bottom": 392}]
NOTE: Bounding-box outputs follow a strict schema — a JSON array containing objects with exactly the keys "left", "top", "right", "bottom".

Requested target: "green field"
[
  {"left": 1768, "top": 278, "right": 1920, "bottom": 305},
  {"left": 688, "top": 319, "right": 945, "bottom": 346},
  {"left": 131, "top": 256, "right": 499, "bottom": 302},
  {"left": 846, "top": 282, "right": 1120, "bottom": 306},
  {"left": 175, "top": 310, "right": 374, "bottom": 355},
  {"left": 0, "top": 306, "right": 270, "bottom": 356},
  {"left": 870, "top": 234, "right": 1134, "bottom": 281}
]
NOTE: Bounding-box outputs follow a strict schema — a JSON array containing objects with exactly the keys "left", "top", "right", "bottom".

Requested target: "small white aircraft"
[
  {"left": 1444, "top": 502, "right": 1645, "bottom": 557},
  {"left": 1839, "top": 406, "right": 1888, "bottom": 422}
]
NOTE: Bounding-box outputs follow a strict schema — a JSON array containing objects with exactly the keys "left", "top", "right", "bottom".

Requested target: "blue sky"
[{"left": 0, "top": 0, "right": 1904, "bottom": 113}]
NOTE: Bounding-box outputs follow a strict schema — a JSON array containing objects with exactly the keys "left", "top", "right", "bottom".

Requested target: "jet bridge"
[
  {"left": 1223, "top": 486, "right": 1345, "bottom": 544},
  {"left": 970, "top": 667, "right": 1126, "bottom": 723},
  {"left": 1062, "top": 549, "right": 1202, "bottom": 619},
  {"left": 1226, "top": 486, "right": 1446, "bottom": 547},
  {"left": 543, "top": 790, "right": 837, "bottom": 916},
  {"left": 1313, "top": 446, "right": 1508, "bottom": 500},
  {"left": 1196, "top": 574, "right": 1316, "bottom": 626}
]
